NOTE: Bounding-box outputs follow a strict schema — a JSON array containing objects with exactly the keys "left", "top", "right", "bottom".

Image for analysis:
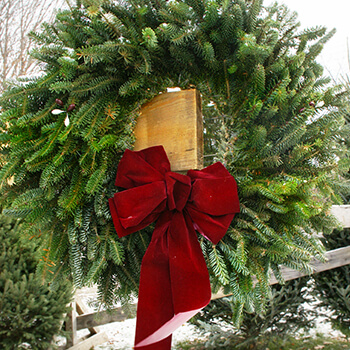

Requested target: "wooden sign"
[{"left": 133, "top": 89, "right": 203, "bottom": 172}]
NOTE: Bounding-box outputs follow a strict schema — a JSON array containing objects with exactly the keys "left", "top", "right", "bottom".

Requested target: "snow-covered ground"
[
  {"left": 92, "top": 318, "right": 202, "bottom": 350},
  {"left": 69, "top": 286, "right": 343, "bottom": 350},
  {"left": 72, "top": 286, "right": 205, "bottom": 350}
]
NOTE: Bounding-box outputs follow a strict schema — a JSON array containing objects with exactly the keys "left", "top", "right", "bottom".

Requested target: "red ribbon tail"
[
  {"left": 134, "top": 336, "right": 172, "bottom": 350},
  {"left": 134, "top": 215, "right": 174, "bottom": 350},
  {"left": 135, "top": 309, "right": 203, "bottom": 348},
  {"left": 135, "top": 212, "right": 212, "bottom": 349}
]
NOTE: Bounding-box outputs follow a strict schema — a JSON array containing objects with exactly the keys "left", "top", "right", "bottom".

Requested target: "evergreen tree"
[
  {"left": 313, "top": 228, "right": 350, "bottom": 337},
  {"left": 0, "top": 215, "right": 73, "bottom": 349},
  {"left": 194, "top": 276, "right": 315, "bottom": 349},
  {"left": 340, "top": 77, "right": 350, "bottom": 203},
  {"left": 0, "top": 0, "right": 349, "bottom": 321}
]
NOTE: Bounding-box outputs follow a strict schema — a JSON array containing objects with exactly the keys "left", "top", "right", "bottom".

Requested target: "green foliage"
[
  {"left": 175, "top": 333, "right": 350, "bottom": 350},
  {"left": 194, "top": 276, "right": 315, "bottom": 349},
  {"left": 338, "top": 76, "right": 350, "bottom": 204},
  {"left": 0, "top": 0, "right": 349, "bottom": 320},
  {"left": 313, "top": 228, "right": 350, "bottom": 337},
  {"left": 0, "top": 215, "right": 73, "bottom": 349}
]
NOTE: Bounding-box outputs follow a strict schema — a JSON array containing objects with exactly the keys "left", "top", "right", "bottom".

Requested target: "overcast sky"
[{"left": 266, "top": 0, "right": 350, "bottom": 83}]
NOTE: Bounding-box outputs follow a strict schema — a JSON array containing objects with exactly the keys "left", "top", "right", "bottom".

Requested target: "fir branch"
[{"left": 209, "top": 245, "right": 230, "bottom": 285}]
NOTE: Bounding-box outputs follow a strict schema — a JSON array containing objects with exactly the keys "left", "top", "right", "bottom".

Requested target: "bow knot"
[
  {"left": 109, "top": 146, "right": 240, "bottom": 349},
  {"left": 165, "top": 172, "right": 191, "bottom": 211}
]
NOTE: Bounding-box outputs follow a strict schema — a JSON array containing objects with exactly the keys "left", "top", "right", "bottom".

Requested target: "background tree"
[
  {"left": 194, "top": 276, "right": 315, "bottom": 349},
  {"left": 0, "top": 0, "right": 66, "bottom": 93},
  {"left": 341, "top": 77, "right": 350, "bottom": 204},
  {"left": 0, "top": 214, "right": 73, "bottom": 349},
  {"left": 313, "top": 228, "right": 350, "bottom": 337},
  {"left": 0, "top": 0, "right": 349, "bottom": 323}
]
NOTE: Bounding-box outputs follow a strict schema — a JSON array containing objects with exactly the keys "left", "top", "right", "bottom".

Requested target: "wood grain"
[
  {"left": 76, "top": 304, "right": 137, "bottom": 330},
  {"left": 134, "top": 89, "right": 203, "bottom": 172}
]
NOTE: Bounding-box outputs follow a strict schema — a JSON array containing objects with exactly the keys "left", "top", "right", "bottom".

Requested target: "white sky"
[{"left": 265, "top": 0, "right": 350, "bottom": 83}]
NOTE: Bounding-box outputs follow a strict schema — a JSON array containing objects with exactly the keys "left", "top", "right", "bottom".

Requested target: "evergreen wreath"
[{"left": 0, "top": 0, "right": 349, "bottom": 323}]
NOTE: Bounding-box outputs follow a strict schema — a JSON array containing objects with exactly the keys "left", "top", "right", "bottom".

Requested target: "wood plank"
[
  {"left": 211, "top": 245, "right": 350, "bottom": 300},
  {"left": 65, "top": 301, "right": 78, "bottom": 347},
  {"left": 134, "top": 89, "right": 203, "bottom": 172},
  {"left": 268, "top": 245, "right": 350, "bottom": 285},
  {"left": 76, "top": 304, "right": 137, "bottom": 330},
  {"left": 67, "top": 332, "right": 109, "bottom": 350},
  {"left": 331, "top": 205, "right": 350, "bottom": 228},
  {"left": 75, "top": 295, "right": 100, "bottom": 335}
]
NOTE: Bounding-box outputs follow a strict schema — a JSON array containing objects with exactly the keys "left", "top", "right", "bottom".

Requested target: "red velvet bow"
[{"left": 108, "top": 146, "right": 240, "bottom": 349}]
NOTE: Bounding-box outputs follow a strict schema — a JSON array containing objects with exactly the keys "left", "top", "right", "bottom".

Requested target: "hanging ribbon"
[{"left": 108, "top": 146, "right": 240, "bottom": 349}]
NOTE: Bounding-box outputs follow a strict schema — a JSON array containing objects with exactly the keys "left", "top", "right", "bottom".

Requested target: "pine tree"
[
  {"left": 0, "top": 0, "right": 349, "bottom": 321},
  {"left": 194, "top": 276, "right": 315, "bottom": 349},
  {"left": 0, "top": 215, "right": 73, "bottom": 349},
  {"left": 339, "top": 76, "right": 350, "bottom": 203},
  {"left": 313, "top": 228, "right": 350, "bottom": 337}
]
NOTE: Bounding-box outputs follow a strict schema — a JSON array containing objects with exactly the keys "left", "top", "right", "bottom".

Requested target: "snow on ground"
[
  {"left": 72, "top": 286, "right": 343, "bottom": 350},
  {"left": 74, "top": 286, "right": 205, "bottom": 350},
  {"left": 92, "top": 318, "right": 202, "bottom": 350}
]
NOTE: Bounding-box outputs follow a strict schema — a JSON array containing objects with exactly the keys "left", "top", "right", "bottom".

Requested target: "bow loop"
[
  {"left": 186, "top": 162, "right": 240, "bottom": 245},
  {"left": 188, "top": 162, "right": 240, "bottom": 216},
  {"left": 109, "top": 181, "right": 167, "bottom": 237},
  {"left": 116, "top": 146, "right": 170, "bottom": 189}
]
